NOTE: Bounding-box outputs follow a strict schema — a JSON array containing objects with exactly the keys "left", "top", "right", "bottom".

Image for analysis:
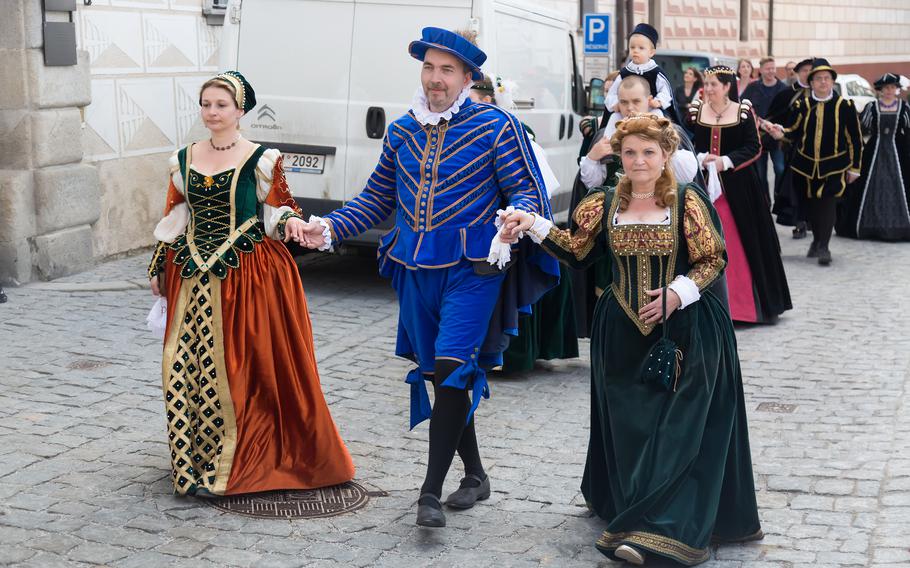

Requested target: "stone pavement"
[{"left": 0, "top": 229, "right": 908, "bottom": 568}]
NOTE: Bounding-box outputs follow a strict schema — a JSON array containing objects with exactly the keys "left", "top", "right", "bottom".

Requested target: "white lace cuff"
[
  {"left": 720, "top": 155, "right": 735, "bottom": 172},
  {"left": 668, "top": 275, "right": 701, "bottom": 309},
  {"left": 309, "top": 215, "right": 333, "bottom": 252},
  {"left": 526, "top": 213, "right": 553, "bottom": 244}
]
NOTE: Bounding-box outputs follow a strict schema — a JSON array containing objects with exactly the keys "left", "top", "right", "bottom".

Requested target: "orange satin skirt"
[{"left": 162, "top": 239, "right": 354, "bottom": 495}]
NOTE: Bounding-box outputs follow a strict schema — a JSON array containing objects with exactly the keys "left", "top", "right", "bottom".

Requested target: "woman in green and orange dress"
[{"left": 147, "top": 71, "right": 354, "bottom": 497}]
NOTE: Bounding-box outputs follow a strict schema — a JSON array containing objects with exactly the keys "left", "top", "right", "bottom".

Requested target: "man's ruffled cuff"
[
  {"left": 668, "top": 275, "right": 701, "bottom": 309},
  {"left": 308, "top": 215, "right": 334, "bottom": 252}
]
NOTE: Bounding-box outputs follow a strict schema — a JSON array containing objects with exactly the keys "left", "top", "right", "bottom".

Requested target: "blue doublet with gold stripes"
[{"left": 325, "top": 98, "right": 559, "bottom": 428}]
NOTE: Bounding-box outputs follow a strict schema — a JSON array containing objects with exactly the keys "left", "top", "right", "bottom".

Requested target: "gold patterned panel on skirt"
[{"left": 161, "top": 272, "right": 237, "bottom": 495}]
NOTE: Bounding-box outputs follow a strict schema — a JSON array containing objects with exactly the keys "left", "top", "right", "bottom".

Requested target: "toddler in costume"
[{"left": 603, "top": 23, "right": 678, "bottom": 124}]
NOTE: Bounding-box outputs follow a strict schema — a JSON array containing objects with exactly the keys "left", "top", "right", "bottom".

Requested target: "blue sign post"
[{"left": 583, "top": 14, "right": 611, "bottom": 55}]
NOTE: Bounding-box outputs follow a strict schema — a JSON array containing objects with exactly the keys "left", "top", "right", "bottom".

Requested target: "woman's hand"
[
  {"left": 767, "top": 124, "right": 785, "bottom": 140},
  {"left": 150, "top": 273, "right": 165, "bottom": 298},
  {"left": 499, "top": 210, "right": 535, "bottom": 243},
  {"left": 701, "top": 153, "right": 722, "bottom": 169},
  {"left": 638, "top": 288, "right": 681, "bottom": 324},
  {"left": 283, "top": 216, "right": 308, "bottom": 243}
]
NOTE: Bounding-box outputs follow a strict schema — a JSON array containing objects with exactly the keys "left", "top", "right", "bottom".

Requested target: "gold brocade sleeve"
[
  {"left": 148, "top": 241, "right": 168, "bottom": 279},
  {"left": 541, "top": 191, "right": 608, "bottom": 268},
  {"left": 683, "top": 191, "right": 726, "bottom": 290}
]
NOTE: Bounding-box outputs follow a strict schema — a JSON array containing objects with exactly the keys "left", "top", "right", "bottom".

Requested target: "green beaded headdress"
[{"left": 202, "top": 70, "right": 257, "bottom": 114}]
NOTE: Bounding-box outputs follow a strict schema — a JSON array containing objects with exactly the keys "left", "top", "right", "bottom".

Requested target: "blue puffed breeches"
[{"left": 391, "top": 259, "right": 506, "bottom": 430}]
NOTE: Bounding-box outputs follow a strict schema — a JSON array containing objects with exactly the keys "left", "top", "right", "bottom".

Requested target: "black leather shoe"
[
  {"left": 445, "top": 474, "right": 491, "bottom": 509},
  {"left": 807, "top": 241, "right": 819, "bottom": 258},
  {"left": 817, "top": 248, "right": 832, "bottom": 266},
  {"left": 416, "top": 493, "right": 446, "bottom": 527},
  {"left": 793, "top": 223, "right": 808, "bottom": 239}
]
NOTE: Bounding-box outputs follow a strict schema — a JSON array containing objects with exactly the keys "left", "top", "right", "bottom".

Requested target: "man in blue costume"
[{"left": 299, "top": 27, "right": 558, "bottom": 527}]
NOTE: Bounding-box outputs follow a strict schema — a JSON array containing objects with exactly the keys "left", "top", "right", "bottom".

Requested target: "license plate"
[{"left": 284, "top": 152, "right": 325, "bottom": 174}]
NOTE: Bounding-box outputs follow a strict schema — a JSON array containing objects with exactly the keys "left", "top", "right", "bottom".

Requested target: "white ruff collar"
[
  {"left": 411, "top": 86, "right": 471, "bottom": 125},
  {"left": 625, "top": 59, "right": 657, "bottom": 74},
  {"left": 811, "top": 90, "right": 834, "bottom": 102}
]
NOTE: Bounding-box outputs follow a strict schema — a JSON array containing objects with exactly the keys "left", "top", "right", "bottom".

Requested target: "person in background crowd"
[
  {"left": 674, "top": 66, "right": 704, "bottom": 111},
  {"left": 784, "top": 61, "right": 797, "bottom": 85},
  {"left": 603, "top": 69, "right": 620, "bottom": 95},
  {"left": 0, "top": 286, "right": 6, "bottom": 303},
  {"left": 737, "top": 58, "right": 755, "bottom": 97},
  {"left": 769, "top": 58, "right": 813, "bottom": 237},
  {"left": 689, "top": 66, "right": 792, "bottom": 323},
  {"left": 769, "top": 58, "right": 863, "bottom": 266},
  {"left": 836, "top": 73, "right": 910, "bottom": 241},
  {"left": 743, "top": 56, "right": 790, "bottom": 203},
  {"left": 469, "top": 74, "right": 579, "bottom": 373},
  {"left": 501, "top": 114, "right": 763, "bottom": 566}
]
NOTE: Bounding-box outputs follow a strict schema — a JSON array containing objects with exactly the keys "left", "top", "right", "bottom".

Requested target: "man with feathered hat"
[
  {"left": 770, "top": 58, "right": 863, "bottom": 266},
  {"left": 298, "top": 27, "right": 558, "bottom": 528}
]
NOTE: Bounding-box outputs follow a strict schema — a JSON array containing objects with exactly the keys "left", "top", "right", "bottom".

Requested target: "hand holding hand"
[
  {"left": 639, "top": 288, "right": 680, "bottom": 325},
  {"left": 283, "top": 217, "right": 307, "bottom": 243},
  {"left": 295, "top": 220, "right": 328, "bottom": 249},
  {"left": 498, "top": 209, "right": 534, "bottom": 243}
]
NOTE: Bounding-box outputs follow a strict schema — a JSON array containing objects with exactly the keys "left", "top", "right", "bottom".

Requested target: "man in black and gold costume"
[{"left": 771, "top": 58, "right": 862, "bottom": 266}]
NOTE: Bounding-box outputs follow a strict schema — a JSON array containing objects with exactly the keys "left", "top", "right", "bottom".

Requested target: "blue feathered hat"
[{"left": 408, "top": 27, "right": 486, "bottom": 81}]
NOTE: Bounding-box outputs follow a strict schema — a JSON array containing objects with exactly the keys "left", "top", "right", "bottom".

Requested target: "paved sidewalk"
[{"left": 0, "top": 229, "right": 908, "bottom": 567}]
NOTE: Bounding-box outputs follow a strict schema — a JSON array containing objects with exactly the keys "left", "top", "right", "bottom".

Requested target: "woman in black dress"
[
  {"left": 674, "top": 67, "right": 703, "bottom": 110},
  {"left": 836, "top": 73, "right": 910, "bottom": 241},
  {"left": 688, "top": 66, "right": 792, "bottom": 324}
]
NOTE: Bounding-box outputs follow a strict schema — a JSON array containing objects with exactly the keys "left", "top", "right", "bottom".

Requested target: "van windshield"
[{"left": 654, "top": 55, "right": 711, "bottom": 91}]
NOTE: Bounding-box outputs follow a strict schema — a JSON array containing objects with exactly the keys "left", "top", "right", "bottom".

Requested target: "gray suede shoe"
[{"left": 445, "top": 474, "right": 491, "bottom": 509}]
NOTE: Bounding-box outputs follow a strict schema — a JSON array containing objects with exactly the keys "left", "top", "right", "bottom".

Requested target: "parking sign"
[{"left": 584, "top": 14, "right": 611, "bottom": 55}]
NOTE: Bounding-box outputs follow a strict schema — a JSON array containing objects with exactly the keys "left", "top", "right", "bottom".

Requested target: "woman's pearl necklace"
[{"left": 631, "top": 191, "right": 655, "bottom": 200}]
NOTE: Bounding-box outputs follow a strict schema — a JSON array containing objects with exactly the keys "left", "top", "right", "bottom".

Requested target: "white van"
[{"left": 220, "top": 0, "right": 585, "bottom": 244}]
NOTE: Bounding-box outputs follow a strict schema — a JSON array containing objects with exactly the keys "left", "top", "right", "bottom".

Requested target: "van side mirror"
[{"left": 587, "top": 78, "right": 605, "bottom": 114}]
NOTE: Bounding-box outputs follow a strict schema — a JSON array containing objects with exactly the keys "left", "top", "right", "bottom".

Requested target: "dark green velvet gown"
[{"left": 541, "top": 183, "right": 762, "bottom": 565}]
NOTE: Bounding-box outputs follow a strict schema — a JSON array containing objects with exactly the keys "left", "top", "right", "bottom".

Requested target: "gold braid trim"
[
  {"left": 683, "top": 191, "right": 725, "bottom": 290},
  {"left": 545, "top": 192, "right": 605, "bottom": 261},
  {"left": 597, "top": 530, "right": 710, "bottom": 566},
  {"left": 276, "top": 210, "right": 304, "bottom": 241},
  {"left": 148, "top": 241, "right": 168, "bottom": 279}
]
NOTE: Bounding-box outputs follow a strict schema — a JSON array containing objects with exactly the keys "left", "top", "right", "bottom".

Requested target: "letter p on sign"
[{"left": 583, "top": 14, "right": 611, "bottom": 55}]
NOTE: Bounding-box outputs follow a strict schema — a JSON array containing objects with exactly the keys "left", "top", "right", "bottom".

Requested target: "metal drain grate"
[{"left": 205, "top": 481, "right": 382, "bottom": 519}]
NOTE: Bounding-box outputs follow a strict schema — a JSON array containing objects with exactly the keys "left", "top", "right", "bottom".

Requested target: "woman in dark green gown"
[{"left": 502, "top": 114, "right": 762, "bottom": 565}]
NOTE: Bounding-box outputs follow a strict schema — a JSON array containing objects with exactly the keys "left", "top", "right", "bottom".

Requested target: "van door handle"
[
  {"left": 559, "top": 115, "right": 566, "bottom": 140},
  {"left": 567, "top": 115, "right": 574, "bottom": 139},
  {"left": 366, "top": 107, "right": 386, "bottom": 139}
]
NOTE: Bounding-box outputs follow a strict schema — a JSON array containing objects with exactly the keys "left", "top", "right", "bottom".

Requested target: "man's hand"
[
  {"left": 766, "top": 123, "right": 785, "bottom": 140},
  {"left": 648, "top": 97, "right": 662, "bottom": 109},
  {"left": 297, "top": 220, "right": 329, "bottom": 249},
  {"left": 586, "top": 136, "right": 614, "bottom": 162}
]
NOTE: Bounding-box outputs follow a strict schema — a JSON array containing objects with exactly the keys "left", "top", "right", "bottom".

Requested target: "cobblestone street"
[{"left": 1, "top": 228, "right": 909, "bottom": 568}]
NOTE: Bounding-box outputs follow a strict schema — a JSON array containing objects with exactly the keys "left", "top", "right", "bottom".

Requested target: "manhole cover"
[
  {"left": 205, "top": 481, "right": 379, "bottom": 519},
  {"left": 67, "top": 359, "right": 111, "bottom": 370},
  {"left": 756, "top": 402, "right": 798, "bottom": 413}
]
